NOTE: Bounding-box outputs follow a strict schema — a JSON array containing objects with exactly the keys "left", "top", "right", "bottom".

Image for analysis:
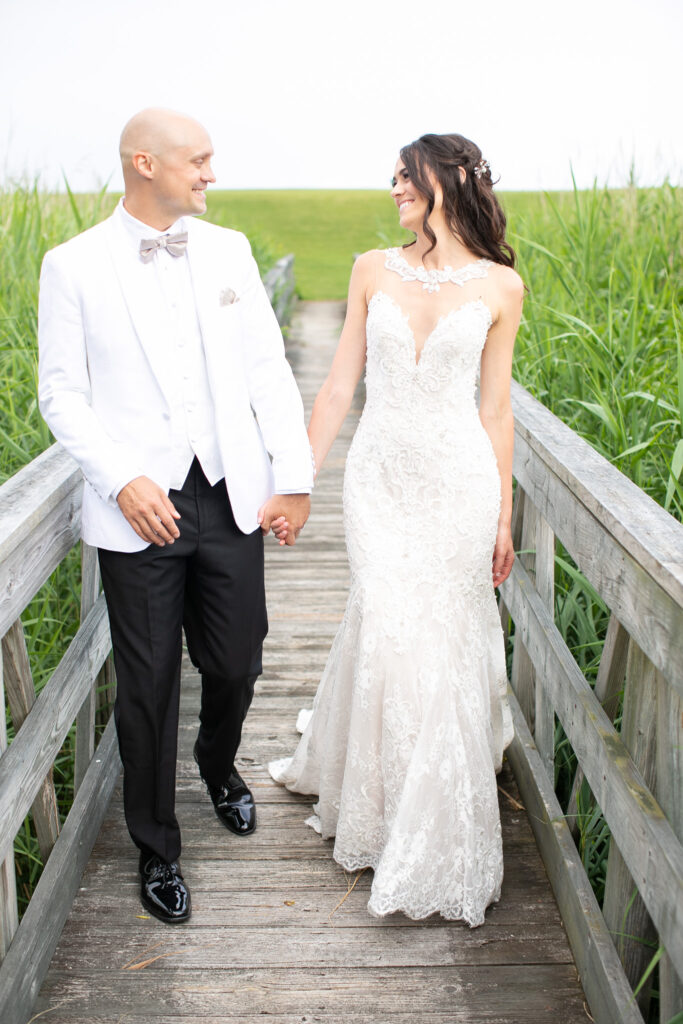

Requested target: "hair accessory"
[{"left": 473, "top": 158, "right": 490, "bottom": 180}]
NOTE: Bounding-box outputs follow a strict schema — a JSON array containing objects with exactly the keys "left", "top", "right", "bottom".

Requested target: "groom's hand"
[
  {"left": 117, "top": 476, "right": 181, "bottom": 546},
  {"left": 258, "top": 494, "right": 311, "bottom": 546}
]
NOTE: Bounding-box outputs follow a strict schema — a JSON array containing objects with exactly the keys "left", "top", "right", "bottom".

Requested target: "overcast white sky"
[{"left": 2, "top": 0, "right": 681, "bottom": 193}]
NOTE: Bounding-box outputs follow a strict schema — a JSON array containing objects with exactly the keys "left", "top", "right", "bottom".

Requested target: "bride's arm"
[
  {"left": 307, "top": 252, "right": 372, "bottom": 476},
  {"left": 478, "top": 267, "right": 524, "bottom": 587}
]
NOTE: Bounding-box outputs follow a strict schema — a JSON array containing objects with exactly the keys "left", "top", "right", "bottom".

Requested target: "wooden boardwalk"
[{"left": 35, "top": 302, "right": 589, "bottom": 1024}]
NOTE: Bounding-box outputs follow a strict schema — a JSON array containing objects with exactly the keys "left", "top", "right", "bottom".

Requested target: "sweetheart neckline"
[{"left": 367, "top": 291, "right": 493, "bottom": 367}]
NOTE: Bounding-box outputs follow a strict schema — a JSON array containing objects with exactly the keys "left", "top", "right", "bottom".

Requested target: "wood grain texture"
[
  {"left": 511, "top": 380, "right": 683, "bottom": 605},
  {"left": 0, "top": 595, "right": 110, "bottom": 845},
  {"left": 500, "top": 558, "right": 683, "bottom": 977},
  {"left": 506, "top": 687, "right": 643, "bottom": 1024},
  {"left": 0, "top": 642, "right": 19, "bottom": 960},
  {"left": 656, "top": 671, "right": 683, "bottom": 1019},
  {"left": 31, "top": 300, "right": 588, "bottom": 1024},
  {"left": 0, "top": 444, "right": 82, "bottom": 636},
  {"left": 74, "top": 543, "right": 100, "bottom": 792},
  {"left": 602, "top": 641, "right": 658, "bottom": 1014},
  {"left": 510, "top": 496, "right": 538, "bottom": 728},
  {"left": 532, "top": 511, "right": 555, "bottom": 782},
  {"left": 566, "top": 613, "right": 629, "bottom": 839},
  {"left": 511, "top": 396, "right": 683, "bottom": 695},
  {"left": 0, "top": 720, "right": 121, "bottom": 1024},
  {"left": 1, "top": 618, "right": 60, "bottom": 861}
]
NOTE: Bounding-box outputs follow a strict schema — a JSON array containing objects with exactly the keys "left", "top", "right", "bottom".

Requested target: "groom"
[{"left": 38, "top": 109, "right": 312, "bottom": 923}]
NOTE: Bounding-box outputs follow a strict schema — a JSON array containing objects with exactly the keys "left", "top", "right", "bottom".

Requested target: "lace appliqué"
[{"left": 385, "top": 246, "right": 492, "bottom": 293}]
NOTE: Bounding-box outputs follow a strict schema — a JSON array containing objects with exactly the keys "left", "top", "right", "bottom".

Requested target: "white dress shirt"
[{"left": 115, "top": 199, "right": 223, "bottom": 494}]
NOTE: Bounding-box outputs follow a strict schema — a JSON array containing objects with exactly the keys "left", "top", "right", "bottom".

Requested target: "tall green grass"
[{"left": 508, "top": 182, "right": 683, "bottom": 520}]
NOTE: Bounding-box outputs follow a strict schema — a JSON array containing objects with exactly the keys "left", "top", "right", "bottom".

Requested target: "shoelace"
[{"left": 146, "top": 859, "right": 181, "bottom": 885}]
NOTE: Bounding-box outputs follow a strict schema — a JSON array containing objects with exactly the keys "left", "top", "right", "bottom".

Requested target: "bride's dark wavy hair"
[{"left": 399, "top": 133, "right": 516, "bottom": 268}]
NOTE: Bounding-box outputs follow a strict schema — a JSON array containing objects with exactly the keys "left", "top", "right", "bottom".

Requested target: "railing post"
[
  {"left": 500, "top": 486, "right": 525, "bottom": 646},
  {"left": 602, "top": 640, "right": 658, "bottom": 1015},
  {"left": 510, "top": 493, "right": 537, "bottom": 729},
  {"left": 533, "top": 511, "right": 555, "bottom": 782},
  {"left": 510, "top": 494, "right": 554, "bottom": 776},
  {"left": 74, "top": 543, "right": 99, "bottom": 793},
  {"left": 0, "top": 640, "right": 19, "bottom": 960},
  {"left": 2, "top": 620, "right": 60, "bottom": 862},
  {"left": 656, "top": 671, "right": 683, "bottom": 1019},
  {"left": 566, "top": 613, "right": 629, "bottom": 839}
]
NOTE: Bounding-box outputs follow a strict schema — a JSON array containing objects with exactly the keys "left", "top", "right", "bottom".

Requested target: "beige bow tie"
[{"left": 139, "top": 231, "right": 188, "bottom": 263}]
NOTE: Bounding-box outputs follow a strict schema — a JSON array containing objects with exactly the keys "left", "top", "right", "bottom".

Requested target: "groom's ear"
[{"left": 132, "top": 150, "right": 155, "bottom": 180}]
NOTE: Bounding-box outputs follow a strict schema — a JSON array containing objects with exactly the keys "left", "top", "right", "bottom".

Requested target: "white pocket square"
[{"left": 219, "top": 287, "right": 239, "bottom": 306}]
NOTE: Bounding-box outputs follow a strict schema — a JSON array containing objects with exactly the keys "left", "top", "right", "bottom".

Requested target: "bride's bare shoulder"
[
  {"left": 354, "top": 248, "right": 386, "bottom": 271},
  {"left": 489, "top": 262, "right": 525, "bottom": 302},
  {"left": 349, "top": 249, "right": 385, "bottom": 293}
]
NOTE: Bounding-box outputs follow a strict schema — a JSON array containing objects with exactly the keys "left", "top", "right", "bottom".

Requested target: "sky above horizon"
[{"left": 2, "top": 0, "right": 680, "bottom": 194}]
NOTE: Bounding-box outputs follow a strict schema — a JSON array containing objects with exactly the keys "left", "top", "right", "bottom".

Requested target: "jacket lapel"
[
  {"left": 104, "top": 215, "right": 177, "bottom": 406},
  {"left": 185, "top": 220, "right": 224, "bottom": 349},
  {"left": 185, "top": 220, "right": 242, "bottom": 389}
]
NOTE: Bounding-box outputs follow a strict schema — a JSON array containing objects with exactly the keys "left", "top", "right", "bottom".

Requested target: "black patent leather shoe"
[
  {"left": 194, "top": 741, "right": 256, "bottom": 835},
  {"left": 139, "top": 855, "right": 191, "bottom": 924}
]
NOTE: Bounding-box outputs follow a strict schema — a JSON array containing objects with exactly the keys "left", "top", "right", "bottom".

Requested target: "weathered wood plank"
[
  {"left": 533, "top": 511, "right": 555, "bottom": 781},
  {"left": 47, "top": 919, "right": 578, "bottom": 970},
  {"left": 1, "top": 618, "right": 60, "bottom": 862},
  {"left": 566, "top": 612, "right": 629, "bottom": 838},
  {"left": 510, "top": 495, "right": 537, "bottom": 728},
  {"left": 511, "top": 379, "right": 683, "bottom": 604},
  {"left": 74, "top": 542, "right": 100, "bottom": 792},
  {"left": 35, "top": 965, "right": 589, "bottom": 1023},
  {"left": 0, "top": 642, "right": 19, "bottom": 960},
  {"left": 0, "top": 718, "right": 120, "bottom": 1024},
  {"left": 505, "top": 686, "right": 643, "bottom": 1024},
  {"left": 0, "top": 444, "right": 82, "bottom": 636},
  {"left": 500, "top": 558, "right": 683, "bottom": 976},
  {"left": 0, "top": 595, "right": 110, "bottom": 845},
  {"left": 263, "top": 253, "right": 296, "bottom": 324},
  {"left": 602, "top": 641, "right": 658, "bottom": 1013},
  {"left": 656, "top": 669, "right": 683, "bottom": 1018},
  {"left": 511, "top": 400, "right": 683, "bottom": 694}
]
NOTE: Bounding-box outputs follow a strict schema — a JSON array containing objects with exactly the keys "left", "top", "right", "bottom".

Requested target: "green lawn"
[
  {"left": 206, "top": 189, "right": 412, "bottom": 300},
  {"left": 206, "top": 188, "right": 587, "bottom": 301}
]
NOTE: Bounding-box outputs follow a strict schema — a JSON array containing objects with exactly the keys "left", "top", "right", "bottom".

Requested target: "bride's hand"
[{"left": 492, "top": 524, "right": 514, "bottom": 588}]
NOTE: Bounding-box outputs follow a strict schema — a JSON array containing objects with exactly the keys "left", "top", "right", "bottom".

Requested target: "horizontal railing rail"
[
  {"left": 500, "top": 379, "right": 683, "bottom": 1024},
  {"left": 0, "top": 257, "right": 297, "bottom": 1024}
]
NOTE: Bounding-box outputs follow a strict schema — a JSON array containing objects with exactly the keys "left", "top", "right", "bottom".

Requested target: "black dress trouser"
[{"left": 98, "top": 458, "right": 267, "bottom": 863}]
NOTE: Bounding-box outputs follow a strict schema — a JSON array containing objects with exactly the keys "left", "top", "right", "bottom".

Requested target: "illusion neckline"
[
  {"left": 385, "top": 247, "right": 492, "bottom": 293},
  {"left": 368, "top": 290, "right": 493, "bottom": 367}
]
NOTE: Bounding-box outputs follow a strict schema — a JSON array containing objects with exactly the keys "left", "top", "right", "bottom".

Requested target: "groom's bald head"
[
  {"left": 119, "top": 108, "right": 210, "bottom": 177},
  {"left": 119, "top": 108, "right": 215, "bottom": 228}
]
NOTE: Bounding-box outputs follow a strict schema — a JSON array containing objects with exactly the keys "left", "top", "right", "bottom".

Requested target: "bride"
[{"left": 267, "top": 132, "right": 524, "bottom": 926}]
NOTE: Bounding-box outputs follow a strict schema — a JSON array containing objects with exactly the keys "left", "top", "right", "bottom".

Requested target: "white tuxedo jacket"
[{"left": 38, "top": 211, "right": 313, "bottom": 552}]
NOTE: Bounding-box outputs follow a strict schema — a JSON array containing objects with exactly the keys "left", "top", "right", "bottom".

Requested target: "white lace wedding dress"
[{"left": 269, "top": 248, "right": 513, "bottom": 926}]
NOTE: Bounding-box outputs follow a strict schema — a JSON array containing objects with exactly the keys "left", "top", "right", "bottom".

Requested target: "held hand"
[
  {"left": 116, "top": 476, "right": 181, "bottom": 547},
  {"left": 492, "top": 524, "right": 514, "bottom": 588},
  {"left": 258, "top": 494, "right": 311, "bottom": 547}
]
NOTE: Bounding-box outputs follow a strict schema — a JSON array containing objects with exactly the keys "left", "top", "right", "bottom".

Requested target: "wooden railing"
[
  {"left": 500, "top": 380, "right": 683, "bottom": 1024},
  {"left": 263, "top": 253, "right": 296, "bottom": 325},
  {"left": 0, "top": 261, "right": 297, "bottom": 1024}
]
